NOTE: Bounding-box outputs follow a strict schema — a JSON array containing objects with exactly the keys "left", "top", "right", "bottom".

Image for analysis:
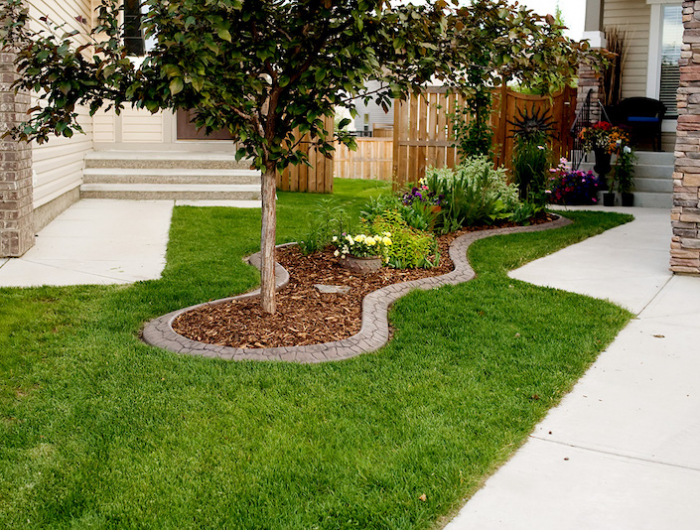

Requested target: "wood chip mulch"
[{"left": 172, "top": 215, "right": 555, "bottom": 349}]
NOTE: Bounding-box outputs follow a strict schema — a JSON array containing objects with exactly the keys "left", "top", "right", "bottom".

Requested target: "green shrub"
[
  {"left": 371, "top": 211, "right": 439, "bottom": 269},
  {"left": 361, "top": 192, "right": 439, "bottom": 232},
  {"left": 298, "top": 199, "right": 356, "bottom": 254},
  {"left": 424, "top": 156, "right": 520, "bottom": 231},
  {"left": 360, "top": 194, "right": 401, "bottom": 226},
  {"left": 509, "top": 200, "right": 545, "bottom": 225},
  {"left": 511, "top": 136, "right": 551, "bottom": 205}
]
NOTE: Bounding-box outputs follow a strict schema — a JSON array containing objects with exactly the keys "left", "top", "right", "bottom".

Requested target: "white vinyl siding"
[
  {"left": 354, "top": 81, "right": 394, "bottom": 133},
  {"left": 121, "top": 108, "right": 165, "bottom": 143},
  {"left": 26, "top": 0, "right": 95, "bottom": 209},
  {"left": 93, "top": 110, "right": 116, "bottom": 144},
  {"left": 604, "top": 0, "right": 652, "bottom": 98}
]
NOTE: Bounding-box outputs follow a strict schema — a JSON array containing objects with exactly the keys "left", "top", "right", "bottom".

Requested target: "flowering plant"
[
  {"left": 332, "top": 232, "right": 392, "bottom": 262},
  {"left": 402, "top": 179, "right": 444, "bottom": 206},
  {"left": 547, "top": 158, "right": 599, "bottom": 205},
  {"left": 578, "top": 121, "right": 630, "bottom": 154},
  {"left": 614, "top": 145, "right": 636, "bottom": 194}
]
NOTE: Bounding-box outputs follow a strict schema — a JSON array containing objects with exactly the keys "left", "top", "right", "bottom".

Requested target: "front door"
[{"left": 176, "top": 110, "right": 234, "bottom": 140}]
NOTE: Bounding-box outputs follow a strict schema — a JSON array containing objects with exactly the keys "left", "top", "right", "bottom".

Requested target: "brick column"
[
  {"left": 576, "top": 62, "right": 604, "bottom": 123},
  {"left": 0, "top": 49, "right": 34, "bottom": 257},
  {"left": 671, "top": 1, "right": 700, "bottom": 275}
]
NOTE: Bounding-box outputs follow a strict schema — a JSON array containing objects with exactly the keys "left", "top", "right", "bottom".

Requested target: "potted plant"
[
  {"left": 332, "top": 233, "right": 392, "bottom": 275},
  {"left": 614, "top": 146, "right": 636, "bottom": 207},
  {"left": 578, "top": 121, "right": 630, "bottom": 193}
]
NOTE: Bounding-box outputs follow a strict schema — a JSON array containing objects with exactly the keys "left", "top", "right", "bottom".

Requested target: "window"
[
  {"left": 659, "top": 5, "right": 683, "bottom": 118},
  {"left": 124, "top": 0, "right": 145, "bottom": 56}
]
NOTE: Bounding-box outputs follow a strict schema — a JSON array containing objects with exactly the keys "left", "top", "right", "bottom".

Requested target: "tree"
[
  {"left": 440, "top": 0, "right": 605, "bottom": 157},
  {"left": 0, "top": 0, "right": 602, "bottom": 314},
  {"left": 0, "top": 0, "right": 446, "bottom": 314}
]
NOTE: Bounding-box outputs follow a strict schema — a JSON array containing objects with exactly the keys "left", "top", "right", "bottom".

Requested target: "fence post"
[{"left": 496, "top": 84, "right": 509, "bottom": 168}]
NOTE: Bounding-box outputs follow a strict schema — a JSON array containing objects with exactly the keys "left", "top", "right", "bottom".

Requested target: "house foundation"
[
  {"left": 671, "top": 1, "right": 700, "bottom": 275},
  {"left": 0, "top": 49, "right": 34, "bottom": 257}
]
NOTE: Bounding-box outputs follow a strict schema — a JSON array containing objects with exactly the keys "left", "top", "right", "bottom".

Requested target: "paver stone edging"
[{"left": 142, "top": 216, "right": 571, "bottom": 363}]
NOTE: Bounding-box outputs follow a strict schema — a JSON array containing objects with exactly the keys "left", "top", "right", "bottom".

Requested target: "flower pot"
[
  {"left": 593, "top": 148, "right": 612, "bottom": 191},
  {"left": 603, "top": 192, "right": 616, "bottom": 207},
  {"left": 621, "top": 192, "right": 634, "bottom": 207},
  {"left": 340, "top": 255, "right": 382, "bottom": 275}
]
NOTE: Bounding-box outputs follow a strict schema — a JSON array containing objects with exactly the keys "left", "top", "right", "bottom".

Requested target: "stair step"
[
  {"left": 579, "top": 158, "right": 673, "bottom": 205},
  {"left": 597, "top": 191, "right": 672, "bottom": 209},
  {"left": 633, "top": 192, "right": 673, "bottom": 208},
  {"left": 633, "top": 178, "right": 674, "bottom": 193},
  {"left": 80, "top": 183, "right": 261, "bottom": 201},
  {"left": 633, "top": 165, "right": 673, "bottom": 179},
  {"left": 85, "top": 151, "right": 253, "bottom": 170},
  {"left": 83, "top": 168, "right": 261, "bottom": 185},
  {"left": 633, "top": 151, "right": 676, "bottom": 166}
]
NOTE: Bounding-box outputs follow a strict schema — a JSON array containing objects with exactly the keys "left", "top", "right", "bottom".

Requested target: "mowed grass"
[{"left": 0, "top": 180, "right": 633, "bottom": 529}]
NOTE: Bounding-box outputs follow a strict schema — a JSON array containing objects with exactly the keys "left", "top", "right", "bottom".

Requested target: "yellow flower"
[
  {"left": 366, "top": 237, "right": 376, "bottom": 246},
  {"left": 382, "top": 237, "right": 392, "bottom": 246},
  {"left": 354, "top": 235, "right": 365, "bottom": 243}
]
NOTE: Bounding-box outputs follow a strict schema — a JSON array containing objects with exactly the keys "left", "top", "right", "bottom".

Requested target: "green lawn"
[{"left": 0, "top": 180, "right": 633, "bottom": 529}]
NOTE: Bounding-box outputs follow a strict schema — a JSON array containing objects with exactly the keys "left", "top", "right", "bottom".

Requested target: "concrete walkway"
[
  {"left": 0, "top": 198, "right": 260, "bottom": 288},
  {"left": 445, "top": 207, "right": 700, "bottom": 529}
]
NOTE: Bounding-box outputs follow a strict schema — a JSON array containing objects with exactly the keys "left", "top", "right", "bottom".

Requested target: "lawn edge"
[{"left": 141, "top": 215, "right": 571, "bottom": 363}]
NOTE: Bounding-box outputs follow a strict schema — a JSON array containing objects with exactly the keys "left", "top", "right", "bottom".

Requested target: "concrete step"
[
  {"left": 84, "top": 151, "right": 254, "bottom": 170},
  {"left": 83, "top": 168, "right": 261, "bottom": 185},
  {"left": 580, "top": 159, "right": 673, "bottom": 207},
  {"left": 80, "top": 183, "right": 261, "bottom": 201},
  {"left": 633, "top": 192, "right": 673, "bottom": 208},
  {"left": 597, "top": 191, "right": 672, "bottom": 209},
  {"left": 574, "top": 150, "right": 675, "bottom": 167},
  {"left": 633, "top": 177, "right": 674, "bottom": 194},
  {"left": 633, "top": 151, "right": 676, "bottom": 166},
  {"left": 579, "top": 162, "right": 673, "bottom": 180},
  {"left": 633, "top": 164, "right": 673, "bottom": 179}
]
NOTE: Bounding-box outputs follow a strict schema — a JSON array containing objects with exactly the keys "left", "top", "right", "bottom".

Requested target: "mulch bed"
[{"left": 173, "top": 215, "right": 555, "bottom": 349}]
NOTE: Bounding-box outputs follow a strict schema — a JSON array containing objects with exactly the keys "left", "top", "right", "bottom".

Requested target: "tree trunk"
[{"left": 260, "top": 164, "right": 277, "bottom": 314}]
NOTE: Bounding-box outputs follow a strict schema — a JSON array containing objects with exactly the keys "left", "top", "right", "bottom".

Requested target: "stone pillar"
[
  {"left": 0, "top": 49, "right": 34, "bottom": 257},
  {"left": 577, "top": 63, "right": 604, "bottom": 123},
  {"left": 671, "top": 1, "right": 700, "bottom": 275},
  {"left": 577, "top": 0, "right": 607, "bottom": 121}
]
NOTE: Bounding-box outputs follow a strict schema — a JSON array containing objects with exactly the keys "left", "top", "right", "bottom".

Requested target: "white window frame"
[{"left": 646, "top": 0, "right": 683, "bottom": 132}]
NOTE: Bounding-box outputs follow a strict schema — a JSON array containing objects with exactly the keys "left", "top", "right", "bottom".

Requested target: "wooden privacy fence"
[
  {"left": 276, "top": 115, "right": 335, "bottom": 193},
  {"left": 393, "top": 85, "right": 577, "bottom": 189},
  {"left": 334, "top": 138, "right": 393, "bottom": 181}
]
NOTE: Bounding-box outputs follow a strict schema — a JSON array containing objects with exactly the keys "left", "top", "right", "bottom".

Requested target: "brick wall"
[
  {"left": 0, "top": 49, "right": 34, "bottom": 257},
  {"left": 671, "top": 1, "right": 700, "bottom": 274}
]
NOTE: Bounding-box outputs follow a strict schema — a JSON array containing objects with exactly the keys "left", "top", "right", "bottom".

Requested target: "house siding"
[
  {"left": 121, "top": 108, "right": 165, "bottom": 143},
  {"left": 26, "top": 0, "right": 94, "bottom": 213},
  {"left": 603, "top": 0, "right": 651, "bottom": 99},
  {"left": 354, "top": 81, "right": 394, "bottom": 133}
]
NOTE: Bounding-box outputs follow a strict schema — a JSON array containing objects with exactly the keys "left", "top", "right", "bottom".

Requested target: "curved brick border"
[{"left": 142, "top": 216, "right": 571, "bottom": 363}]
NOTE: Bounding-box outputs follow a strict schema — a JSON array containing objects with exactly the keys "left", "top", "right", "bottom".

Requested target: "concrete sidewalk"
[
  {"left": 0, "top": 198, "right": 260, "bottom": 288},
  {"left": 445, "top": 207, "right": 700, "bottom": 529}
]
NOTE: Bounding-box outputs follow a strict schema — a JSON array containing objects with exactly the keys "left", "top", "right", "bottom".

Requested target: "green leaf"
[
  {"left": 216, "top": 23, "right": 232, "bottom": 42},
  {"left": 169, "top": 78, "right": 184, "bottom": 95},
  {"left": 191, "top": 77, "right": 204, "bottom": 91}
]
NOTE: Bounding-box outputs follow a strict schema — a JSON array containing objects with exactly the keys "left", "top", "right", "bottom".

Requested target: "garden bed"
[{"left": 172, "top": 216, "right": 555, "bottom": 349}]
